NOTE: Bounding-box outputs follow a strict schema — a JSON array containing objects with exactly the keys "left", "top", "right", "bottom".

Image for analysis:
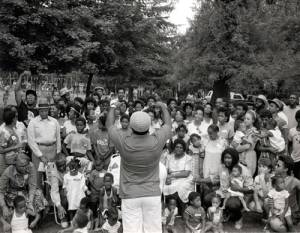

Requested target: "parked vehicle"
[{"left": 205, "top": 90, "right": 244, "bottom": 103}]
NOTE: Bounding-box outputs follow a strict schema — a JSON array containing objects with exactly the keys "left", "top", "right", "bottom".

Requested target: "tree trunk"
[
  {"left": 86, "top": 73, "right": 93, "bottom": 98},
  {"left": 211, "top": 78, "right": 230, "bottom": 106}
]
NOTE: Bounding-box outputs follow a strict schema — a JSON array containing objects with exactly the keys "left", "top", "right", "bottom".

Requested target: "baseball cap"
[{"left": 130, "top": 111, "right": 151, "bottom": 133}]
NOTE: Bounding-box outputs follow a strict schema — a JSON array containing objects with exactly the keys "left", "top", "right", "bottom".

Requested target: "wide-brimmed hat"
[
  {"left": 256, "top": 94, "right": 268, "bottom": 107},
  {"left": 38, "top": 98, "right": 50, "bottom": 109},
  {"left": 130, "top": 111, "right": 151, "bottom": 133},
  {"left": 60, "top": 87, "right": 69, "bottom": 97},
  {"left": 269, "top": 98, "right": 283, "bottom": 110}
]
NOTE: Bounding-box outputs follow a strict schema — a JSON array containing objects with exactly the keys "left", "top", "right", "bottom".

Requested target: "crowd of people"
[{"left": 0, "top": 72, "right": 300, "bottom": 233}]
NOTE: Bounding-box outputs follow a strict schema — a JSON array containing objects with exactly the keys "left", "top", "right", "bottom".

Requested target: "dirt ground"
[{"left": 32, "top": 211, "right": 300, "bottom": 233}]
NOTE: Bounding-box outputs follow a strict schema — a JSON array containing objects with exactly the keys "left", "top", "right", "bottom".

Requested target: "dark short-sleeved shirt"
[
  {"left": 108, "top": 125, "right": 171, "bottom": 199},
  {"left": 18, "top": 101, "right": 38, "bottom": 124}
]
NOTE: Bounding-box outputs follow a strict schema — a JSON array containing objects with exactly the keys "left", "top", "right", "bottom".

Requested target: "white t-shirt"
[
  {"left": 268, "top": 189, "right": 291, "bottom": 216},
  {"left": 63, "top": 172, "right": 87, "bottom": 210},
  {"left": 269, "top": 128, "right": 285, "bottom": 152},
  {"left": 102, "top": 220, "right": 121, "bottom": 233},
  {"left": 288, "top": 128, "right": 300, "bottom": 162}
]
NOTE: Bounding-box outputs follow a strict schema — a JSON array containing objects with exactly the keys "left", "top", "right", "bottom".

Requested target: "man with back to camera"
[{"left": 106, "top": 101, "right": 172, "bottom": 233}]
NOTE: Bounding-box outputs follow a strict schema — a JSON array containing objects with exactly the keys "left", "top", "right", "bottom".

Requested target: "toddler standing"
[{"left": 63, "top": 159, "right": 87, "bottom": 221}]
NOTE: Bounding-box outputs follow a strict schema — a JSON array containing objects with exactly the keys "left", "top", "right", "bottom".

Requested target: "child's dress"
[
  {"left": 63, "top": 172, "right": 87, "bottom": 210},
  {"left": 11, "top": 211, "right": 32, "bottom": 233},
  {"left": 268, "top": 188, "right": 291, "bottom": 217}
]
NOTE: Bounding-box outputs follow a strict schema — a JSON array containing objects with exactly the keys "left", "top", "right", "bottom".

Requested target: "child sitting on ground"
[
  {"left": 206, "top": 194, "right": 224, "bottom": 233},
  {"left": 266, "top": 176, "right": 294, "bottom": 232},
  {"left": 183, "top": 192, "right": 206, "bottom": 233},
  {"left": 73, "top": 212, "right": 89, "bottom": 233},
  {"left": 100, "top": 207, "right": 122, "bottom": 233},
  {"left": 0, "top": 195, "right": 32, "bottom": 233},
  {"left": 63, "top": 158, "right": 88, "bottom": 221},
  {"left": 251, "top": 158, "right": 273, "bottom": 213},
  {"left": 59, "top": 197, "right": 93, "bottom": 233},
  {"left": 188, "top": 134, "right": 204, "bottom": 181},
  {"left": 222, "top": 165, "right": 250, "bottom": 212},
  {"left": 162, "top": 197, "right": 178, "bottom": 233}
]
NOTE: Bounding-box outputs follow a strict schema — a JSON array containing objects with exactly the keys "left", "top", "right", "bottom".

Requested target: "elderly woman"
[
  {"left": 200, "top": 148, "right": 253, "bottom": 230},
  {"left": 163, "top": 139, "right": 194, "bottom": 215},
  {"left": 0, "top": 153, "right": 47, "bottom": 228}
]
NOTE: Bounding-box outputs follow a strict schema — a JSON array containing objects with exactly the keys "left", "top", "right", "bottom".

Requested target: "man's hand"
[
  {"left": 155, "top": 101, "right": 167, "bottom": 109},
  {"left": 57, "top": 205, "right": 66, "bottom": 219}
]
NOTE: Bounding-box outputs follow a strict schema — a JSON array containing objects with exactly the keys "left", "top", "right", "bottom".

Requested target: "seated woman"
[
  {"left": 0, "top": 153, "right": 47, "bottom": 230},
  {"left": 163, "top": 139, "right": 194, "bottom": 215},
  {"left": 199, "top": 148, "right": 254, "bottom": 230}
]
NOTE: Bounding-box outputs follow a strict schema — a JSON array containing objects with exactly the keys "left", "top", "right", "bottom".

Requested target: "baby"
[
  {"left": 256, "top": 119, "right": 285, "bottom": 153},
  {"left": 231, "top": 120, "right": 247, "bottom": 147},
  {"left": 222, "top": 165, "right": 250, "bottom": 212}
]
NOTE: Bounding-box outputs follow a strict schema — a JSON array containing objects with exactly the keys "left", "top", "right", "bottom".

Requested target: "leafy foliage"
[
  {"left": 0, "top": 0, "right": 175, "bottom": 86},
  {"left": 173, "top": 0, "right": 300, "bottom": 98}
]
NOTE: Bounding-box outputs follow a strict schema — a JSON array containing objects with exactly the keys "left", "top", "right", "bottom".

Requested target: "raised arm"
[
  {"left": 106, "top": 105, "right": 117, "bottom": 129},
  {"left": 156, "top": 102, "right": 171, "bottom": 127},
  {"left": 15, "top": 71, "right": 30, "bottom": 106}
]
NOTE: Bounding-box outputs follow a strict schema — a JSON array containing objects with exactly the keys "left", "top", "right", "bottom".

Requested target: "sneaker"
[
  {"left": 234, "top": 218, "right": 243, "bottom": 230},
  {"left": 61, "top": 221, "right": 68, "bottom": 228}
]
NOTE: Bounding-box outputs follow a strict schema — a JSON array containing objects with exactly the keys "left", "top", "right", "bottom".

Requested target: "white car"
[{"left": 205, "top": 90, "right": 244, "bottom": 103}]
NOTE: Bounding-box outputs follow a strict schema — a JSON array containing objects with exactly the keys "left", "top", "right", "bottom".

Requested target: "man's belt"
[{"left": 37, "top": 142, "right": 56, "bottom": 147}]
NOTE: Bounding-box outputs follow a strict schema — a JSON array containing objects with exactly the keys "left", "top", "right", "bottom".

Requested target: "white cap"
[{"left": 130, "top": 111, "right": 151, "bottom": 133}]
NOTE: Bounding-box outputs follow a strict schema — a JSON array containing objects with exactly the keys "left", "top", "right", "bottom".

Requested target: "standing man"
[
  {"left": 15, "top": 71, "right": 39, "bottom": 126},
  {"left": 110, "top": 88, "right": 126, "bottom": 106},
  {"left": 94, "top": 86, "right": 105, "bottom": 100},
  {"left": 27, "top": 98, "right": 61, "bottom": 187},
  {"left": 106, "top": 102, "right": 171, "bottom": 233},
  {"left": 284, "top": 94, "right": 300, "bottom": 130}
]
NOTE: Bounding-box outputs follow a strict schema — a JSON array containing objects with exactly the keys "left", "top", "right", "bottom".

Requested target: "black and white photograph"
[{"left": 0, "top": 0, "right": 300, "bottom": 232}]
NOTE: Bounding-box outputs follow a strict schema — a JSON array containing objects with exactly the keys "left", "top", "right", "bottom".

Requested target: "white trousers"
[{"left": 122, "top": 196, "right": 162, "bottom": 233}]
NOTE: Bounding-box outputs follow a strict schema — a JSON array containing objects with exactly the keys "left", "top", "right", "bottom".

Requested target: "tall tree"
[
  {"left": 173, "top": 0, "right": 300, "bottom": 101},
  {"left": 0, "top": 0, "right": 175, "bottom": 93}
]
